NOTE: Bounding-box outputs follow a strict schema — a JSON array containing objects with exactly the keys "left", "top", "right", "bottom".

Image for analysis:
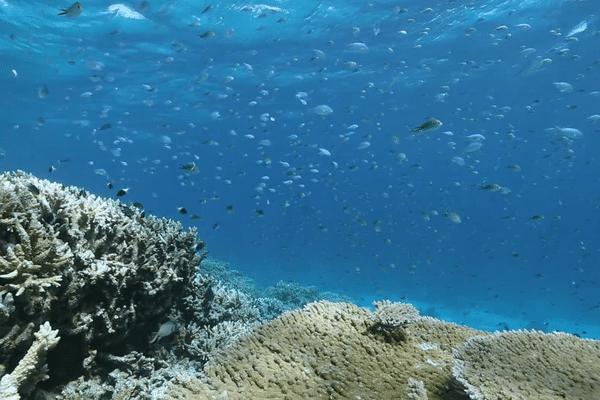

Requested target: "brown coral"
[
  {"left": 452, "top": 329, "right": 600, "bottom": 400},
  {"left": 168, "top": 300, "right": 482, "bottom": 400}
]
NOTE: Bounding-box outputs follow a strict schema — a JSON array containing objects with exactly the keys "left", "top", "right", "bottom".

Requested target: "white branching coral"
[
  {"left": 371, "top": 300, "right": 421, "bottom": 330},
  {"left": 179, "top": 320, "right": 255, "bottom": 361},
  {"left": 0, "top": 322, "right": 60, "bottom": 400},
  {"left": 0, "top": 177, "right": 73, "bottom": 301},
  {"left": 0, "top": 170, "right": 205, "bottom": 398},
  {"left": 0, "top": 244, "right": 66, "bottom": 297}
]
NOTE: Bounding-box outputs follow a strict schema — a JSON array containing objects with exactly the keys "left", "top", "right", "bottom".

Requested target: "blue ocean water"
[{"left": 1, "top": 0, "right": 598, "bottom": 337}]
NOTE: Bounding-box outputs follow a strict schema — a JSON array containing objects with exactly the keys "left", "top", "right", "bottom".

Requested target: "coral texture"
[
  {"left": 174, "top": 275, "right": 262, "bottom": 363},
  {"left": 371, "top": 299, "right": 421, "bottom": 330},
  {"left": 168, "top": 300, "right": 481, "bottom": 400},
  {"left": 407, "top": 377, "right": 429, "bottom": 400},
  {"left": 0, "top": 170, "right": 206, "bottom": 395},
  {"left": 0, "top": 322, "right": 60, "bottom": 400},
  {"left": 452, "top": 329, "right": 600, "bottom": 400}
]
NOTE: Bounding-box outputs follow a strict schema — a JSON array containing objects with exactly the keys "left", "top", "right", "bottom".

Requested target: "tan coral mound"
[
  {"left": 452, "top": 330, "right": 600, "bottom": 400},
  {"left": 169, "top": 300, "right": 483, "bottom": 400}
]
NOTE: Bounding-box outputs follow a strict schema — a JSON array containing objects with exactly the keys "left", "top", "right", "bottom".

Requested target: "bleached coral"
[
  {"left": 0, "top": 293, "right": 15, "bottom": 322},
  {"left": 0, "top": 171, "right": 206, "bottom": 397},
  {"left": 0, "top": 184, "right": 72, "bottom": 303},
  {"left": 179, "top": 320, "right": 256, "bottom": 362},
  {"left": 407, "top": 378, "right": 428, "bottom": 400},
  {"left": 0, "top": 243, "right": 66, "bottom": 297},
  {"left": 208, "top": 282, "right": 261, "bottom": 323},
  {"left": 0, "top": 322, "right": 60, "bottom": 400},
  {"left": 371, "top": 299, "right": 421, "bottom": 330}
]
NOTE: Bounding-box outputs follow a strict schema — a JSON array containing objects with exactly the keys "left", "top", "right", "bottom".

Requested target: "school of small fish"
[{"left": 2, "top": 1, "right": 598, "bottom": 310}]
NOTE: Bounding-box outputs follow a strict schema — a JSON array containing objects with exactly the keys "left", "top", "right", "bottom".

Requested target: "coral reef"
[
  {"left": 4, "top": 171, "right": 600, "bottom": 400},
  {"left": 168, "top": 300, "right": 482, "bottom": 399},
  {"left": 167, "top": 301, "right": 600, "bottom": 399},
  {"left": 201, "top": 259, "right": 355, "bottom": 312},
  {"left": 452, "top": 329, "right": 600, "bottom": 400},
  {"left": 0, "top": 171, "right": 325, "bottom": 399},
  {"left": 263, "top": 280, "right": 319, "bottom": 307},
  {"left": 0, "top": 171, "right": 206, "bottom": 397},
  {"left": 263, "top": 281, "right": 355, "bottom": 309},
  {"left": 173, "top": 275, "right": 263, "bottom": 363}
]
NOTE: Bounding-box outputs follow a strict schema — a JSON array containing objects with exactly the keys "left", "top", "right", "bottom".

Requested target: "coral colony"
[{"left": 1, "top": 171, "right": 598, "bottom": 399}]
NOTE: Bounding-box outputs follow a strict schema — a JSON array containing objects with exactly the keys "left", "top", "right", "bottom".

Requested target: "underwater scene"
[{"left": 1, "top": 0, "right": 599, "bottom": 399}]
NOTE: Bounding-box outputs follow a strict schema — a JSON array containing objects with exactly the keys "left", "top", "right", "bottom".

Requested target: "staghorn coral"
[
  {"left": 200, "top": 259, "right": 354, "bottom": 312},
  {"left": 205, "top": 281, "right": 261, "bottom": 323},
  {"left": 0, "top": 322, "right": 60, "bottom": 400},
  {"left": 171, "top": 275, "right": 266, "bottom": 364},
  {"left": 178, "top": 320, "right": 256, "bottom": 363},
  {"left": 60, "top": 271, "right": 290, "bottom": 398},
  {"left": 167, "top": 300, "right": 481, "bottom": 400},
  {"left": 0, "top": 190, "right": 71, "bottom": 311},
  {"left": 452, "top": 329, "right": 600, "bottom": 400},
  {"left": 0, "top": 171, "right": 207, "bottom": 398},
  {"left": 0, "top": 293, "right": 15, "bottom": 324}
]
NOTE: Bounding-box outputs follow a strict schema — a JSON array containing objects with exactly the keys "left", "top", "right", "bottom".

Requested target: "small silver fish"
[
  {"left": 555, "top": 126, "right": 583, "bottom": 139},
  {"left": 58, "top": 2, "right": 83, "bottom": 18},
  {"left": 149, "top": 320, "right": 178, "bottom": 343}
]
